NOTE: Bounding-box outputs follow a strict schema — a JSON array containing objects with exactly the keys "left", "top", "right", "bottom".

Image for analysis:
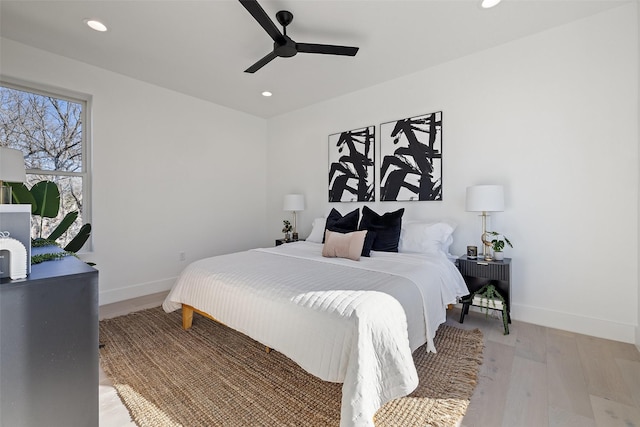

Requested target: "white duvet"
[{"left": 163, "top": 241, "right": 468, "bottom": 427}]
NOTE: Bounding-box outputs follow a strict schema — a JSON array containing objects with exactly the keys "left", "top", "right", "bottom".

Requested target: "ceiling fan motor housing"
[{"left": 274, "top": 37, "right": 297, "bottom": 57}]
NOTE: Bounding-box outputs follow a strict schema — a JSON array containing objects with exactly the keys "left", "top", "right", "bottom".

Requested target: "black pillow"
[
  {"left": 324, "top": 208, "right": 360, "bottom": 243},
  {"left": 359, "top": 206, "right": 404, "bottom": 252},
  {"left": 361, "top": 230, "right": 377, "bottom": 257}
]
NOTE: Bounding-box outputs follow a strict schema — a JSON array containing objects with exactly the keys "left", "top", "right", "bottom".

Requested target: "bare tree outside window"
[{"left": 0, "top": 83, "right": 90, "bottom": 247}]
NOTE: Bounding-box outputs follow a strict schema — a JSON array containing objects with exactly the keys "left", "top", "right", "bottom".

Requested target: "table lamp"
[
  {"left": 466, "top": 185, "right": 504, "bottom": 260},
  {"left": 0, "top": 147, "right": 26, "bottom": 204},
  {"left": 283, "top": 194, "right": 305, "bottom": 241}
]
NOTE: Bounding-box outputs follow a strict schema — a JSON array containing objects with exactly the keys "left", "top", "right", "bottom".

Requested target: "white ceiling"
[{"left": 0, "top": 0, "right": 630, "bottom": 118}]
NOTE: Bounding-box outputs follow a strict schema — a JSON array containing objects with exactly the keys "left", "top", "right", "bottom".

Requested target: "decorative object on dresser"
[
  {"left": 485, "top": 231, "right": 512, "bottom": 261},
  {"left": 380, "top": 111, "right": 442, "bottom": 201},
  {"left": 283, "top": 194, "right": 305, "bottom": 240},
  {"left": 0, "top": 204, "right": 31, "bottom": 278},
  {"left": 465, "top": 184, "right": 504, "bottom": 261},
  {"left": 0, "top": 146, "right": 26, "bottom": 204},
  {"left": 328, "top": 126, "right": 375, "bottom": 202},
  {"left": 0, "top": 231, "right": 27, "bottom": 279},
  {"left": 457, "top": 255, "right": 511, "bottom": 334}
]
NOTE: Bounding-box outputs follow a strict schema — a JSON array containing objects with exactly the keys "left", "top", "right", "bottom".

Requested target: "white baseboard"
[
  {"left": 99, "top": 277, "right": 176, "bottom": 306},
  {"left": 511, "top": 303, "right": 636, "bottom": 344}
]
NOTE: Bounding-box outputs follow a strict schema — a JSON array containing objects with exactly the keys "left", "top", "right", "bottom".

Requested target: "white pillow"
[
  {"left": 398, "top": 222, "right": 456, "bottom": 255},
  {"left": 306, "top": 217, "right": 327, "bottom": 243}
]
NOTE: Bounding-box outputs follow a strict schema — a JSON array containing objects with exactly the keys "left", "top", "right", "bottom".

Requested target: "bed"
[{"left": 163, "top": 213, "right": 468, "bottom": 427}]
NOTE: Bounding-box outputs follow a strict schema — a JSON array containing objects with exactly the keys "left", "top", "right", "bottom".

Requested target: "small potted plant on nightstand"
[
  {"left": 282, "top": 220, "right": 292, "bottom": 241},
  {"left": 486, "top": 231, "right": 512, "bottom": 261}
]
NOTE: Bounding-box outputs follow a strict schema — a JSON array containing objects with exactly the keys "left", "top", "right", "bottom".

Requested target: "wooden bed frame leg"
[
  {"left": 181, "top": 303, "right": 272, "bottom": 354},
  {"left": 182, "top": 304, "right": 194, "bottom": 330}
]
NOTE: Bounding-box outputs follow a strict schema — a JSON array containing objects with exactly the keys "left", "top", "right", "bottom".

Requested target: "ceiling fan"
[{"left": 239, "top": 0, "right": 359, "bottom": 73}]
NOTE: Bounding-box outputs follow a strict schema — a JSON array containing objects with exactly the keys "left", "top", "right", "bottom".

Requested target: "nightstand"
[
  {"left": 457, "top": 256, "right": 511, "bottom": 333},
  {"left": 275, "top": 238, "right": 304, "bottom": 246}
]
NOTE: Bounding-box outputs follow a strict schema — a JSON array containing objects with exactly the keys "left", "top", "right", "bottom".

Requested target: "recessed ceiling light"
[
  {"left": 481, "top": 0, "right": 501, "bottom": 8},
  {"left": 262, "top": 91, "right": 272, "bottom": 97},
  {"left": 84, "top": 19, "right": 108, "bottom": 32}
]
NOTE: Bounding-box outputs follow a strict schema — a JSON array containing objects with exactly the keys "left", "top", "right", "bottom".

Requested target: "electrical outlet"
[{"left": 179, "top": 251, "right": 186, "bottom": 262}]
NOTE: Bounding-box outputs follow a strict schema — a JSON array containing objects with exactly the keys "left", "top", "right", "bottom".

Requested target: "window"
[{"left": 0, "top": 79, "right": 91, "bottom": 248}]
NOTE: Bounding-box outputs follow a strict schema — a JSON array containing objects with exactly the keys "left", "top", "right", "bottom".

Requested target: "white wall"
[
  {"left": 637, "top": 0, "right": 640, "bottom": 351},
  {"left": 267, "top": 5, "right": 639, "bottom": 343},
  {"left": 1, "top": 38, "right": 269, "bottom": 304}
]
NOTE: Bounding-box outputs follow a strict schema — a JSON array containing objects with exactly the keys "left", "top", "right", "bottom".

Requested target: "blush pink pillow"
[{"left": 322, "top": 230, "right": 367, "bottom": 261}]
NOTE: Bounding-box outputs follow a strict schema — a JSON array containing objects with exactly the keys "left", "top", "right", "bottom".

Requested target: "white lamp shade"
[
  {"left": 466, "top": 185, "right": 504, "bottom": 212},
  {"left": 283, "top": 194, "right": 305, "bottom": 212},
  {"left": 481, "top": 0, "right": 502, "bottom": 8},
  {"left": 0, "top": 147, "right": 26, "bottom": 183}
]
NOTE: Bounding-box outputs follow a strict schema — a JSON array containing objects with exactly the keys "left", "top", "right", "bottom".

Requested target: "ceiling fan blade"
[
  {"left": 296, "top": 43, "right": 359, "bottom": 56},
  {"left": 239, "top": 0, "right": 284, "bottom": 44},
  {"left": 245, "top": 51, "right": 278, "bottom": 73}
]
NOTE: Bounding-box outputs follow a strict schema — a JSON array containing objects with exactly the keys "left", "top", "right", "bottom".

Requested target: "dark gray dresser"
[{"left": 0, "top": 247, "right": 98, "bottom": 427}]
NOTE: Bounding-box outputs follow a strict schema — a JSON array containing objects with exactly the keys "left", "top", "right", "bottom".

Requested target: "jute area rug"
[{"left": 99, "top": 307, "right": 483, "bottom": 427}]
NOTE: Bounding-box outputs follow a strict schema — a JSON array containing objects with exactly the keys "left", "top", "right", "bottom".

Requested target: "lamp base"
[{"left": 0, "top": 185, "right": 12, "bottom": 204}]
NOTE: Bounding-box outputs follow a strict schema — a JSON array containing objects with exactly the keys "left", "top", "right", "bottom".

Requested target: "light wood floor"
[{"left": 98, "top": 293, "right": 640, "bottom": 427}]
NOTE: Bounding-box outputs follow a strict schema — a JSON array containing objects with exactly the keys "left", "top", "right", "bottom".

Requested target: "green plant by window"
[{"left": 9, "top": 180, "right": 91, "bottom": 254}]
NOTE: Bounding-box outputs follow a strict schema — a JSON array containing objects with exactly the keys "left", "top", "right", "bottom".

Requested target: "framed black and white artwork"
[
  {"left": 328, "top": 126, "right": 375, "bottom": 202},
  {"left": 379, "top": 111, "right": 442, "bottom": 201}
]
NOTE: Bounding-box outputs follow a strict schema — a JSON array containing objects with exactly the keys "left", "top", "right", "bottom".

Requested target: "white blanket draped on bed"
[{"left": 163, "top": 241, "right": 468, "bottom": 427}]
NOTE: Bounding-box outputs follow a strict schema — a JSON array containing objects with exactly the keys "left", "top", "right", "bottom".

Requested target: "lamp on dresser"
[
  {"left": 465, "top": 184, "right": 504, "bottom": 261},
  {"left": 283, "top": 194, "right": 305, "bottom": 241},
  {"left": 0, "top": 147, "right": 26, "bottom": 204}
]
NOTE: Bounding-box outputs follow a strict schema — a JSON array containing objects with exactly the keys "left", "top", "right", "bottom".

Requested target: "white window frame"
[{"left": 0, "top": 76, "right": 93, "bottom": 252}]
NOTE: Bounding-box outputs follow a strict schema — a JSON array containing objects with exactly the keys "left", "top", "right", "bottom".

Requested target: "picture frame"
[
  {"left": 467, "top": 245, "right": 478, "bottom": 259},
  {"left": 328, "top": 126, "right": 375, "bottom": 202},
  {"left": 379, "top": 111, "right": 443, "bottom": 201}
]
